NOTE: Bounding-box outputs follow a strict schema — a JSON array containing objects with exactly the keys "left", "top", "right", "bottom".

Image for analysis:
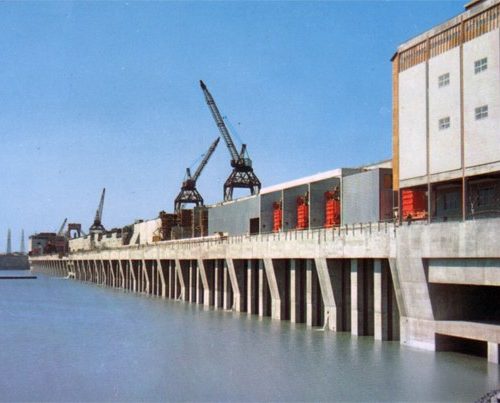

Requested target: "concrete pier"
[{"left": 30, "top": 219, "right": 500, "bottom": 364}]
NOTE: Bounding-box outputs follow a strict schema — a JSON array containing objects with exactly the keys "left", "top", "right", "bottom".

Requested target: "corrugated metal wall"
[
  {"left": 342, "top": 170, "right": 381, "bottom": 225},
  {"left": 208, "top": 196, "right": 260, "bottom": 236}
]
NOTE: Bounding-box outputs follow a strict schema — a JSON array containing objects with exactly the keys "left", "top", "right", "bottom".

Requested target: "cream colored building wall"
[
  {"left": 69, "top": 237, "right": 91, "bottom": 252},
  {"left": 136, "top": 218, "right": 161, "bottom": 245},
  {"left": 464, "top": 29, "right": 500, "bottom": 168},
  {"left": 428, "top": 47, "right": 462, "bottom": 174},
  {"left": 399, "top": 63, "right": 427, "bottom": 181}
]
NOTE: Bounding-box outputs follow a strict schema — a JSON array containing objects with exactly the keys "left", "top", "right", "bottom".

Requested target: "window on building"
[
  {"left": 474, "top": 57, "right": 488, "bottom": 74},
  {"left": 439, "top": 117, "right": 450, "bottom": 130},
  {"left": 438, "top": 73, "right": 450, "bottom": 87},
  {"left": 475, "top": 105, "right": 488, "bottom": 120},
  {"left": 443, "top": 191, "right": 460, "bottom": 211},
  {"left": 478, "top": 186, "right": 495, "bottom": 207}
]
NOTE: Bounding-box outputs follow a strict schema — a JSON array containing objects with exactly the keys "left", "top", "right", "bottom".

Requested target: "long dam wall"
[{"left": 30, "top": 219, "right": 500, "bottom": 364}]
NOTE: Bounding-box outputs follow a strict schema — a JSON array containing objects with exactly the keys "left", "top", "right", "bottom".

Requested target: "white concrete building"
[{"left": 393, "top": 0, "right": 500, "bottom": 221}]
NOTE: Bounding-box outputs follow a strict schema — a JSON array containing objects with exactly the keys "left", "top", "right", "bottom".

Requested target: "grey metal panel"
[
  {"left": 208, "top": 196, "right": 259, "bottom": 236},
  {"left": 283, "top": 184, "right": 308, "bottom": 231},
  {"left": 310, "top": 177, "right": 340, "bottom": 229},
  {"left": 379, "top": 168, "right": 394, "bottom": 222},
  {"left": 342, "top": 169, "right": 380, "bottom": 225}
]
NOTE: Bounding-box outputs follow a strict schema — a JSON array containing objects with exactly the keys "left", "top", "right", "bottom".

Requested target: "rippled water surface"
[{"left": 0, "top": 270, "right": 498, "bottom": 402}]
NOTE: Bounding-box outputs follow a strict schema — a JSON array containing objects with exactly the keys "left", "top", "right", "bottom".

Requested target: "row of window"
[
  {"left": 437, "top": 57, "right": 488, "bottom": 88},
  {"left": 438, "top": 105, "right": 489, "bottom": 130}
]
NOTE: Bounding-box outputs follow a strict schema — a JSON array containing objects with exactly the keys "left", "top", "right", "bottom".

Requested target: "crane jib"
[{"left": 202, "top": 85, "right": 240, "bottom": 162}]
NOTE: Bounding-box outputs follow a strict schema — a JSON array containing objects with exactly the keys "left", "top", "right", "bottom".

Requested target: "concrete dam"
[{"left": 30, "top": 217, "right": 500, "bottom": 365}]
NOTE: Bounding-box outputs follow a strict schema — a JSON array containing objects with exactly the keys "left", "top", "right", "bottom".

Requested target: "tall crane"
[
  {"left": 200, "top": 80, "right": 261, "bottom": 201},
  {"left": 57, "top": 218, "right": 68, "bottom": 236},
  {"left": 174, "top": 137, "right": 220, "bottom": 212},
  {"left": 89, "top": 188, "right": 106, "bottom": 235}
]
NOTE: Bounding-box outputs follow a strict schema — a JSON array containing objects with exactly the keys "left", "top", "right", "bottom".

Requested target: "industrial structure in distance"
[{"left": 30, "top": 0, "right": 500, "bottom": 365}]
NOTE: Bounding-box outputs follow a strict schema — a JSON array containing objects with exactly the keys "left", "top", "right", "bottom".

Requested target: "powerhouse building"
[{"left": 393, "top": 0, "right": 500, "bottom": 221}]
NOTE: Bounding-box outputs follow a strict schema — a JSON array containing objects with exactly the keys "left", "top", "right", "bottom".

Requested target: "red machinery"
[
  {"left": 296, "top": 194, "right": 309, "bottom": 230},
  {"left": 273, "top": 201, "right": 282, "bottom": 232},
  {"left": 324, "top": 188, "right": 341, "bottom": 227},
  {"left": 401, "top": 189, "right": 427, "bottom": 220}
]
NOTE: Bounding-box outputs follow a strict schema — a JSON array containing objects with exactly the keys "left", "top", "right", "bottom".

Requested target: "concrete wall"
[
  {"left": 208, "top": 196, "right": 259, "bottom": 236},
  {"left": 428, "top": 47, "right": 462, "bottom": 175},
  {"left": 399, "top": 63, "right": 427, "bottom": 181},
  {"left": 464, "top": 29, "right": 500, "bottom": 169}
]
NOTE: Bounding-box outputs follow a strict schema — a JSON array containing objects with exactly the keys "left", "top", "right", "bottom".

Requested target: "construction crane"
[
  {"left": 57, "top": 218, "right": 68, "bottom": 236},
  {"left": 200, "top": 80, "right": 261, "bottom": 201},
  {"left": 174, "top": 137, "right": 220, "bottom": 212},
  {"left": 89, "top": 188, "right": 106, "bottom": 235}
]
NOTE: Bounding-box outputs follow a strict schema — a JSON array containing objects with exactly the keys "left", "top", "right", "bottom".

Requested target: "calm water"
[{"left": 0, "top": 270, "right": 498, "bottom": 402}]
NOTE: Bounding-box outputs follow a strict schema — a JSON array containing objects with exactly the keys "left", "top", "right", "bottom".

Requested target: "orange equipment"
[{"left": 273, "top": 201, "right": 282, "bottom": 232}]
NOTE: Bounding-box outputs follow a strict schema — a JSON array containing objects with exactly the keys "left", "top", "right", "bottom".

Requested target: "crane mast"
[
  {"left": 89, "top": 188, "right": 106, "bottom": 235},
  {"left": 199, "top": 80, "right": 261, "bottom": 201},
  {"left": 57, "top": 218, "right": 68, "bottom": 236},
  {"left": 174, "top": 137, "right": 220, "bottom": 212}
]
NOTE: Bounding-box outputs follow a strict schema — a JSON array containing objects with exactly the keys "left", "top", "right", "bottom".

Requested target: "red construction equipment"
[
  {"left": 324, "top": 188, "right": 341, "bottom": 227},
  {"left": 296, "top": 193, "right": 309, "bottom": 230},
  {"left": 401, "top": 189, "right": 427, "bottom": 220},
  {"left": 273, "top": 201, "right": 282, "bottom": 232}
]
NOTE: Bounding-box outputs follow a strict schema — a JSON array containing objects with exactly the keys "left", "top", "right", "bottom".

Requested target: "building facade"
[{"left": 393, "top": 0, "right": 500, "bottom": 222}]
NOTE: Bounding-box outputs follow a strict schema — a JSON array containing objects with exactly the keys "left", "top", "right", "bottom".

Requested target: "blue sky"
[{"left": 0, "top": 0, "right": 463, "bottom": 248}]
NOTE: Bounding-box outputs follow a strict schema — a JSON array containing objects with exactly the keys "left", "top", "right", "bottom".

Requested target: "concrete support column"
[
  {"left": 173, "top": 260, "right": 179, "bottom": 299},
  {"left": 227, "top": 259, "right": 246, "bottom": 312},
  {"left": 157, "top": 260, "right": 166, "bottom": 298},
  {"left": 101, "top": 260, "right": 107, "bottom": 285},
  {"left": 315, "top": 257, "right": 337, "bottom": 330},
  {"left": 351, "top": 259, "right": 374, "bottom": 336},
  {"left": 214, "top": 260, "right": 223, "bottom": 309},
  {"left": 222, "top": 260, "right": 232, "bottom": 310},
  {"left": 175, "top": 259, "right": 187, "bottom": 301},
  {"left": 129, "top": 260, "right": 137, "bottom": 292},
  {"left": 263, "top": 258, "right": 285, "bottom": 320},
  {"left": 488, "top": 342, "right": 499, "bottom": 364},
  {"left": 189, "top": 261, "right": 196, "bottom": 303},
  {"left": 118, "top": 260, "right": 125, "bottom": 289},
  {"left": 374, "top": 259, "right": 388, "bottom": 340},
  {"left": 198, "top": 259, "right": 213, "bottom": 307},
  {"left": 290, "top": 259, "right": 300, "bottom": 322},
  {"left": 247, "top": 260, "right": 258, "bottom": 315},
  {"left": 168, "top": 260, "right": 174, "bottom": 299},
  {"left": 195, "top": 262, "right": 203, "bottom": 304},
  {"left": 141, "top": 260, "right": 149, "bottom": 294},
  {"left": 258, "top": 259, "right": 270, "bottom": 317},
  {"left": 109, "top": 260, "right": 116, "bottom": 288},
  {"left": 151, "top": 260, "right": 156, "bottom": 295},
  {"left": 306, "top": 259, "right": 319, "bottom": 327}
]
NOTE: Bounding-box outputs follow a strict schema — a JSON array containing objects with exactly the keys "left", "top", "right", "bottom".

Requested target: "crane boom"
[
  {"left": 57, "top": 218, "right": 67, "bottom": 236},
  {"left": 199, "top": 80, "right": 261, "bottom": 201},
  {"left": 95, "top": 188, "right": 106, "bottom": 223},
  {"left": 192, "top": 137, "right": 220, "bottom": 182},
  {"left": 89, "top": 188, "right": 106, "bottom": 235},
  {"left": 199, "top": 80, "right": 240, "bottom": 162},
  {"left": 174, "top": 138, "right": 220, "bottom": 212}
]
